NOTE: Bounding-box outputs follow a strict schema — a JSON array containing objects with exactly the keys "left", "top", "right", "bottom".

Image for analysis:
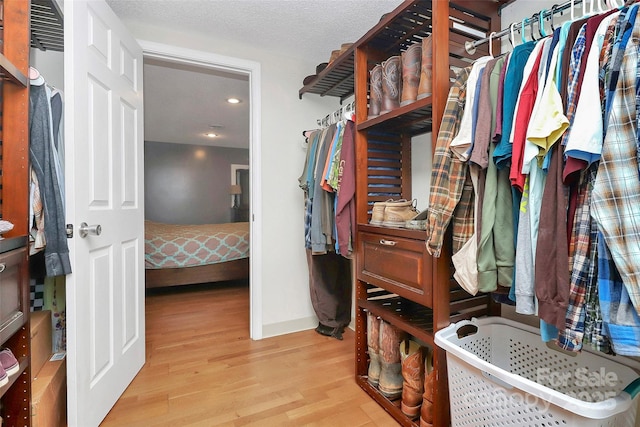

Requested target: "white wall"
[
  {"left": 122, "top": 21, "right": 339, "bottom": 337},
  {"left": 30, "top": 49, "right": 64, "bottom": 89},
  {"left": 412, "top": 132, "right": 432, "bottom": 212}
]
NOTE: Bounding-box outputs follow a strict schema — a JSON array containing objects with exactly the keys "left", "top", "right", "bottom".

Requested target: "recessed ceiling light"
[
  {"left": 227, "top": 98, "right": 241, "bottom": 104},
  {"left": 205, "top": 133, "right": 218, "bottom": 138}
]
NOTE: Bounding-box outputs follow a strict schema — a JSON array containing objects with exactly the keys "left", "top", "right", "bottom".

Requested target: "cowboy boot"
[
  {"left": 400, "top": 339, "right": 425, "bottom": 419},
  {"left": 378, "top": 320, "right": 407, "bottom": 399},
  {"left": 417, "top": 35, "right": 433, "bottom": 100},
  {"left": 367, "top": 312, "right": 381, "bottom": 387},
  {"left": 400, "top": 43, "right": 422, "bottom": 106},
  {"left": 380, "top": 56, "right": 401, "bottom": 115},
  {"left": 368, "top": 64, "right": 383, "bottom": 119},
  {"left": 420, "top": 349, "right": 435, "bottom": 427}
]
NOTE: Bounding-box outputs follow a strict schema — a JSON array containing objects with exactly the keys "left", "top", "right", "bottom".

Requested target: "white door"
[{"left": 64, "top": 1, "right": 145, "bottom": 425}]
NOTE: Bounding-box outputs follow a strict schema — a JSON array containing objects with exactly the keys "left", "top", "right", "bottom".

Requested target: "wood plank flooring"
[{"left": 101, "top": 280, "right": 398, "bottom": 426}]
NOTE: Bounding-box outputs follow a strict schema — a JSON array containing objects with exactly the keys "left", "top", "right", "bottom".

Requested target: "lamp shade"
[{"left": 230, "top": 184, "right": 242, "bottom": 195}]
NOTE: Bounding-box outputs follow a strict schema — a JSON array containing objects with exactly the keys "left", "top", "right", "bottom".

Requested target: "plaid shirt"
[
  {"left": 583, "top": 223, "right": 612, "bottom": 353},
  {"left": 597, "top": 233, "right": 640, "bottom": 356},
  {"left": 592, "top": 8, "right": 640, "bottom": 329},
  {"left": 560, "top": 24, "right": 588, "bottom": 148},
  {"left": 557, "top": 165, "right": 597, "bottom": 352},
  {"left": 426, "top": 67, "right": 471, "bottom": 257}
]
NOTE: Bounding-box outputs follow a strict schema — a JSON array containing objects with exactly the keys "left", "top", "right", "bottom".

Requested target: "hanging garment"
[
  {"left": 592, "top": 5, "right": 640, "bottom": 321},
  {"left": 306, "top": 249, "right": 352, "bottom": 334},
  {"left": 334, "top": 121, "right": 356, "bottom": 257},
  {"left": 425, "top": 67, "right": 471, "bottom": 256},
  {"left": 29, "top": 77, "right": 71, "bottom": 277}
]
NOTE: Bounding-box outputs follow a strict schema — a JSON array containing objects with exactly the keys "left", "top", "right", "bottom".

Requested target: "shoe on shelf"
[
  {"left": 370, "top": 199, "right": 394, "bottom": 226},
  {"left": 0, "top": 364, "right": 8, "bottom": 388},
  {"left": 405, "top": 209, "right": 428, "bottom": 230},
  {"left": 0, "top": 349, "right": 18, "bottom": 377},
  {"left": 382, "top": 199, "right": 419, "bottom": 227}
]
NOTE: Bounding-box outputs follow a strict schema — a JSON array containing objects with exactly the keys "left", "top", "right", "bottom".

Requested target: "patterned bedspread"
[{"left": 144, "top": 220, "right": 250, "bottom": 269}]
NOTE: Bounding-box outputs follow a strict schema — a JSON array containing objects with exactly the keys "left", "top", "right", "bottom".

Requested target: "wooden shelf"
[
  {"left": 358, "top": 223, "right": 426, "bottom": 240},
  {"left": 357, "top": 95, "right": 433, "bottom": 136},
  {"left": 298, "top": 44, "right": 355, "bottom": 101},
  {"left": 355, "top": 376, "right": 418, "bottom": 427},
  {"left": 0, "top": 0, "right": 33, "bottom": 425},
  {"left": 0, "top": 356, "right": 29, "bottom": 399},
  {"left": 0, "top": 53, "right": 27, "bottom": 86},
  {"left": 359, "top": 296, "right": 435, "bottom": 347}
]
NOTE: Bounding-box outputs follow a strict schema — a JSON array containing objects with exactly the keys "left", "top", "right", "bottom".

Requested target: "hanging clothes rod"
[
  {"left": 316, "top": 101, "right": 355, "bottom": 127},
  {"left": 465, "top": 0, "right": 585, "bottom": 54}
]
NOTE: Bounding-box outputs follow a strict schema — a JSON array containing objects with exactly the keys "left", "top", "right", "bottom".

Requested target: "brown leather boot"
[
  {"left": 380, "top": 56, "right": 401, "bottom": 115},
  {"left": 420, "top": 349, "right": 435, "bottom": 427},
  {"left": 400, "top": 339, "right": 425, "bottom": 419},
  {"left": 400, "top": 43, "right": 421, "bottom": 106},
  {"left": 378, "top": 320, "right": 407, "bottom": 399},
  {"left": 367, "top": 312, "right": 381, "bottom": 387},
  {"left": 368, "top": 64, "right": 383, "bottom": 119},
  {"left": 417, "top": 35, "right": 433, "bottom": 100}
]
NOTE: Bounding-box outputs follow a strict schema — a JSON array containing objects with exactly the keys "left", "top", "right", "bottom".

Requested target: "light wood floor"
[{"left": 101, "top": 280, "right": 398, "bottom": 426}]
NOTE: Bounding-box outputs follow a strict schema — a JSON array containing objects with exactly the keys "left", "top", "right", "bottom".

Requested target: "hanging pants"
[{"left": 306, "top": 250, "right": 352, "bottom": 329}]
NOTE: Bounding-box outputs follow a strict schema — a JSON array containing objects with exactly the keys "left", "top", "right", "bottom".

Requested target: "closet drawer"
[
  {"left": 0, "top": 246, "right": 26, "bottom": 344},
  {"left": 357, "top": 231, "right": 432, "bottom": 307}
]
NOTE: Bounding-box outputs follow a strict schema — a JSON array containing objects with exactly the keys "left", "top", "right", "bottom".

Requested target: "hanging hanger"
[
  {"left": 509, "top": 22, "right": 517, "bottom": 47},
  {"left": 539, "top": 10, "right": 548, "bottom": 38},
  {"left": 571, "top": 0, "right": 575, "bottom": 21},
  {"left": 550, "top": 4, "right": 559, "bottom": 31},
  {"left": 521, "top": 18, "right": 529, "bottom": 43},
  {"left": 488, "top": 31, "right": 496, "bottom": 57},
  {"left": 528, "top": 15, "right": 537, "bottom": 41}
]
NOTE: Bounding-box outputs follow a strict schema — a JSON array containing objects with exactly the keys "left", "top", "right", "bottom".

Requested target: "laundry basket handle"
[{"left": 623, "top": 377, "right": 640, "bottom": 398}]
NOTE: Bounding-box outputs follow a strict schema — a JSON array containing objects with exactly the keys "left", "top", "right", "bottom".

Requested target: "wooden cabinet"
[
  {"left": 358, "top": 226, "right": 432, "bottom": 307},
  {"left": 301, "top": 1, "right": 505, "bottom": 425},
  {"left": 0, "top": 0, "right": 32, "bottom": 425}
]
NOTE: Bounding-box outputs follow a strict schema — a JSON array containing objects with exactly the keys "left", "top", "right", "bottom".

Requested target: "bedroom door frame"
[{"left": 139, "top": 40, "right": 263, "bottom": 340}]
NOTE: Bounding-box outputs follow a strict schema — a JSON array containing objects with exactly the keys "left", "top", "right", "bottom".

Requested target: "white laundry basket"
[{"left": 434, "top": 317, "right": 640, "bottom": 427}]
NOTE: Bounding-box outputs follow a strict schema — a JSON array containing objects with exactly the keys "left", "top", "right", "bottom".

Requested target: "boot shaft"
[
  {"left": 401, "top": 42, "right": 422, "bottom": 106},
  {"left": 379, "top": 320, "right": 406, "bottom": 363},
  {"left": 368, "top": 64, "right": 383, "bottom": 119},
  {"left": 380, "top": 55, "right": 401, "bottom": 114},
  {"left": 401, "top": 339, "right": 425, "bottom": 419},
  {"left": 417, "top": 35, "right": 433, "bottom": 100}
]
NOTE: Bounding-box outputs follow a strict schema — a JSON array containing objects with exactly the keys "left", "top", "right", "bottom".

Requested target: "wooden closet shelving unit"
[
  {"left": 0, "top": 0, "right": 32, "bottom": 425},
  {"left": 301, "top": 1, "right": 505, "bottom": 426}
]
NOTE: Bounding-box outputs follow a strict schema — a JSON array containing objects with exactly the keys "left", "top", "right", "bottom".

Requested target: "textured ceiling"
[
  {"left": 105, "top": 0, "right": 404, "bottom": 149},
  {"left": 107, "top": 0, "right": 403, "bottom": 64}
]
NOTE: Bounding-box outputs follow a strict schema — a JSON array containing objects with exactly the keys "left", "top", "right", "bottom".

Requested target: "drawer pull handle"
[
  {"left": 0, "top": 264, "right": 5, "bottom": 273},
  {"left": 379, "top": 239, "right": 397, "bottom": 246}
]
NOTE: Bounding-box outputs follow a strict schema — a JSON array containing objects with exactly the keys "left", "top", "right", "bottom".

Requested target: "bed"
[{"left": 144, "top": 220, "right": 250, "bottom": 288}]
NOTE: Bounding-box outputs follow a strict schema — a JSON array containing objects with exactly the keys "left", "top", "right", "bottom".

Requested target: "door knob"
[{"left": 79, "top": 222, "right": 102, "bottom": 238}]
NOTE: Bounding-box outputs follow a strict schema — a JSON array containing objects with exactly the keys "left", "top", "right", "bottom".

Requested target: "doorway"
[{"left": 140, "top": 41, "right": 263, "bottom": 339}]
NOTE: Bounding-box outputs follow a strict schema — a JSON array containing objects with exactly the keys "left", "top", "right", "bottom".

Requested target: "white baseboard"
[{"left": 261, "top": 316, "right": 355, "bottom": 339}]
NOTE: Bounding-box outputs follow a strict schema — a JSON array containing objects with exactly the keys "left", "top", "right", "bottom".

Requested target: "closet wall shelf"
[
  {"left": 357, "top": 96, "right": 433, "bottom": 136},
  {"left": 355, "top": 377, "right": 418, "bottom": 427},
  {"left": 0, "top": 356, "right": 29, "bottom": 400},
  {"left": 357, "top": 224, "right": 424, "bottom": 239},
  {"left": 351, "top": 3, "right": 503, "bottom": 425},
  {"left": 30, "top": 0, "right": 64, "bottom": 52},
  {"left": 298, "top": 44, "right": 355, "bottom": 101},
  {"left": 0, "top": 0, "right": 33, "bottom": 424},
  {"left": 0, "top": 53, "right": 27, "bottom": 86},
  {"left": 359, "top": 297, "right": 436, "bottom": 347}
]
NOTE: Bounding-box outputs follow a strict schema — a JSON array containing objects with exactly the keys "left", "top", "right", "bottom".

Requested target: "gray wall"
[{"left": 144, "top": 141, "right": 249, "bottom": 224}]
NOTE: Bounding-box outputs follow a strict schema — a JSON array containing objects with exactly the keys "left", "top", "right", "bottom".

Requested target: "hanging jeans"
[{"left": 306, "top": 249, "right": 352, "bottom": 331}]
